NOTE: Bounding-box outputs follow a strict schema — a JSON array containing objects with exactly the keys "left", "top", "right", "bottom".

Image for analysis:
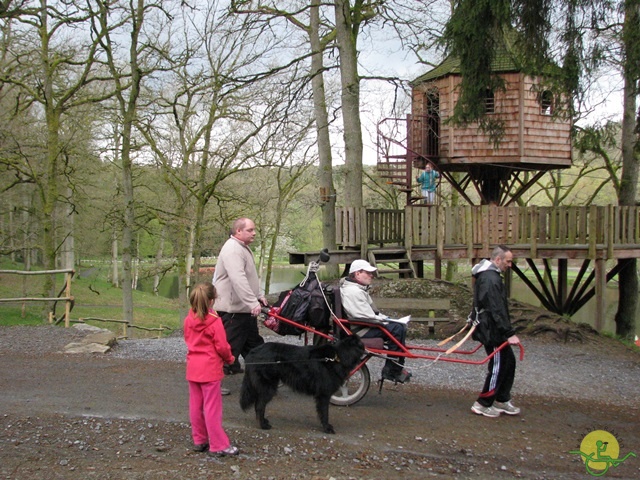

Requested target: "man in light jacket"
[
  {"left": 340, "top": 259, "right": 411, "bottom": 383},
  {"left": 213, "top": 218, "right": 266, "bottom": 378}
]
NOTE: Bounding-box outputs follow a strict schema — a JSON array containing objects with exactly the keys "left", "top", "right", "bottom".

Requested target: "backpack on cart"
[{"left": 264, "top": 263, "right": 332, "bottom": 336}]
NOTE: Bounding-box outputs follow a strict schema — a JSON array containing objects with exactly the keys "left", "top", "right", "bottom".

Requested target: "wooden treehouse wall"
[{"left": 411, "top": 73, "right": 572, "bottom": 166}]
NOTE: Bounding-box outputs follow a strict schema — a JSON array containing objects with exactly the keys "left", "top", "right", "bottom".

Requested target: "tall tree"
[
  {"left": 230, "top": 0, "right": 340, "bottom": 271},
  {"left": 94, "top": 0, "right": 172, "bottom": 323},
  {"left": 310, "top": 0, "right": 338, "bottom": 272},
  {"left": 613, "top": 0, "right": 639, "bottom": 338},
  {"left": 333, "top": 0, "right": 364, "bottom": 208},
  {"left": 1, "top": 0, "right": 109, "bottom": 306},
  {"left": 138, "top": 2, "right": 307, "bottom": 312}
]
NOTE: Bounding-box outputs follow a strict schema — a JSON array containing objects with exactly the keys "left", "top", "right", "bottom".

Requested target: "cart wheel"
[{"left": 330, "top": 364, "right": 370, "bottom": 406}]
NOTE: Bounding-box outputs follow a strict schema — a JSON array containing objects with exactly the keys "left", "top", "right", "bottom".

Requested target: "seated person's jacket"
[{"left": 339, "top": 278, "right": 387, "bottom": 335}]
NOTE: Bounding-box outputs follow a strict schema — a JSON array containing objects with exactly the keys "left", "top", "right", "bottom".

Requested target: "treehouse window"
[
  {"left": 540, "top": 90, "right": 553, "bottom": 115},
  {"left": 483, "top": 89, "right": 495, "bottom": 114}
]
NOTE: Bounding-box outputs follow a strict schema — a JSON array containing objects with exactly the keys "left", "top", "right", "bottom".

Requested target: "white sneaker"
[
  {"left": 471, "top": 401, "right": 501, "bottom": 418},
  {"left": 493, "top": 400, "right": 521, "bottom": 415}
]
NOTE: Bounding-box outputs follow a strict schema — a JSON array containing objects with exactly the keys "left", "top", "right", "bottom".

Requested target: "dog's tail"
[{"left": 239, "top": 373, "right": 256, "bottom": 411}]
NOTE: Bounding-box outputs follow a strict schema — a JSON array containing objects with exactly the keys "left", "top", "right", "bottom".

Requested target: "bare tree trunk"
[
  {"left": 264, "top": 199, "right": 285, "bottom": 296},
  {"left": 186, "top": 225, "right": 195, "bottom": 295},
  {"left": 61, "top": 185, "right": 75, "bottom": 270},
  {"left": 614, "top": 0, "right": 639, "bottom": 339},
  {"left": 334, "top": 0, "right": 363, "bottom": 208},
  {"left": 120, "top": 121, "right": 136, "bottom": 323},
  {"left": 111, "top": 230, "right": 119, "bottom": 287},
  {"left": 97, "top": 0, "right": 147, "bottom": 324},
  {"left": 153, "top": 226, "right": 166, "bottom": 296},
  {"left": 8, "top": 209, "right": 15, "bottom": 262},
  {"left": 22, "top": 184, "right": 32, "bottom": 270},
  {"left": 310, "top": 0, "right": 338, "bottom": 277}
]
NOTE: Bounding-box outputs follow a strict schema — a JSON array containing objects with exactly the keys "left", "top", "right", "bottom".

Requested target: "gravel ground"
[
  {"left": 2, "top": 324, "right": 640, "bottom": 480},
  {"left": 108, "top": 330, "right": 640, "bottom": 407},
  {"left": 0, "top": 322, "right": 627, "bottom": 408}
]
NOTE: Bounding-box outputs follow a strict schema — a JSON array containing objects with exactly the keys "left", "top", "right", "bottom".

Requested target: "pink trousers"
[{"left": 188, "top": 380, "right": 230, "bottom": 452}]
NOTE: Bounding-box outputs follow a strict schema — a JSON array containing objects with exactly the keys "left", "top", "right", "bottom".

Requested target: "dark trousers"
[
  {"left": 477, "top": 344, "right": 516, "bottom": 406},
  {"left": 360, "top": 321, "right": 407, "bottom": 374},
  {"left": 219, "top": 312, "right": 264, "bottom": 371}
]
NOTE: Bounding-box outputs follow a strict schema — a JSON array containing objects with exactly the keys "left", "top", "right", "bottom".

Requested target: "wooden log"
[
  {"left": 0, "top": 269, "right": 75, "bottom": 275},
  {"left": 0, "top": 297, "right": 73, "bottom": 302}
]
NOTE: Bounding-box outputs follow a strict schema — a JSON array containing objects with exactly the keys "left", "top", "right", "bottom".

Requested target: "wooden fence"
[
  {"left": 0, "top": 269, "right": 171, "bottom": 337},
  {"left": 0, "top": 269, "right": 74, "bottom": 327},
  {"left": 336, "top": 205, "right": 640, "bottom": 260}
]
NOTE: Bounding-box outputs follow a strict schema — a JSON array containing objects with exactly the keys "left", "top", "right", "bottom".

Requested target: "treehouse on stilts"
[
  {"left": 371, "top": 32, "right": 636, "bottom": 329},
  {"left": 290, "top": 33, "right": 640, "bottom": 331}
]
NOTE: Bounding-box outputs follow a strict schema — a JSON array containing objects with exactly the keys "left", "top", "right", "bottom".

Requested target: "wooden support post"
[
  {"left": 415, "top": 260, "right": 424, "bottom": 278},
  {"left": 404, "top": 205, "right": 412, "bottom": 253},
  {"left": 465, "top": 206, "right": 473, "bottom": 260},
  {"left": 436, "top": 205, "right": 444, "bottom": 279},
  {"left": 481, "top": 205, "right": 490, "bottom": 257},
  {"left": 558, "top": 259, "right": 568, "bottom": 313},
  {"left": 404, "top": 205, "right": 415, "bottom": 277},
  {"left": 530, "top": 206, "right": 538, "bottom": 258},
  {"left": 588, "top": 205, "right": 598, "bottom": 259},
  {"left": 594, "top": 258, "right": 606, "bottom": 332},
  {"left": 64, "top": 272, "right": 72, "bottom": 328},
  {"left": 607, "top": 204, "right": 614, "bottom": 259}
]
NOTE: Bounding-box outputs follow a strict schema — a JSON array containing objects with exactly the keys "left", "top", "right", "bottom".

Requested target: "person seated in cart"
[{"left": 339, "top": 260, "right": 412, "bottom": 383}]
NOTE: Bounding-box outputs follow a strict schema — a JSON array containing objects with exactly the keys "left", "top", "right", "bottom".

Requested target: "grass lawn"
[{"left": 0, "top": 260, "right": 182, "bottom": 338}]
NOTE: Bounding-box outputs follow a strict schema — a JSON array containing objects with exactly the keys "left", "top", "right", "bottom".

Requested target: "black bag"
[
  {"left": 307, "top": 284, "right": 333, "bottom": 331},
  {"left": 264, "top": 289, "right": 307, "bottom": 336},
  {"left": 279, "top": 279, "right": 314, "bottom": 324},
  {"left": 264, "top": 266, "right": 333, "bottom": 336}
]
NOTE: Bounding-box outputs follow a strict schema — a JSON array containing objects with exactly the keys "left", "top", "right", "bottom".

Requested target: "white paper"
[{"left": 385, "top": 315, "right": 411, "bottom": 324}]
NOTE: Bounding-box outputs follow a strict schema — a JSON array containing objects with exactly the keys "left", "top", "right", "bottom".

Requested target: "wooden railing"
[
  {"left": 0, "top": 269, "right": 74, "bottom": 327},
  {"left": 336, "top": 205, "right": 640, "bottom": 259},
  {"left": 337, "top": 208, "right": 404, "bottom": 247}
]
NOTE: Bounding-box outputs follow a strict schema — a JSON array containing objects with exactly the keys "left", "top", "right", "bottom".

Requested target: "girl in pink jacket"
[{"left": 184, "top": 283, "right": 238, "bottom": 456}]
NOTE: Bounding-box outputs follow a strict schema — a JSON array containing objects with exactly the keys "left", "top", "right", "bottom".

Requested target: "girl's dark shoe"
[{"left": 193, "top": 443, "right": 208, "bottom": 452}]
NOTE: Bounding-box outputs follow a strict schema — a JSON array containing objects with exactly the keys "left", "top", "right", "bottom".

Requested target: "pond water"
[{"left": 137, "top": 266, "right": 635, "bottom": 336}]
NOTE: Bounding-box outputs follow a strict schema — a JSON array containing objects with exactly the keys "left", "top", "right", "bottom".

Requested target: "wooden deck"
[{"left": 333, "top": 205, "right": 640, "bottom": 260}]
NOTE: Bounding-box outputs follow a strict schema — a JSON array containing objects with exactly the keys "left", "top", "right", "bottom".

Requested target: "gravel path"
[
  {"left": 2, "top": 324, "right": 639, "bottom": 408},
  {"left": 110, "top": 329, "right": 640, "bottom": 408},
  {"left": 2, "top": 324, "right": 639, "bottom": 480}
]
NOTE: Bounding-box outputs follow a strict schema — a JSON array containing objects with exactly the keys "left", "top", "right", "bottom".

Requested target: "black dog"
[{"left": 239, "top": 335, "right": 364, "bottom": 434}]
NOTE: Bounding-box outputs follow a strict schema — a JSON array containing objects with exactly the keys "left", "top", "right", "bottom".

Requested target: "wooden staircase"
[
  {"left": 376, "top": 117, "right": 429, "bottom": 205},
  {"left": 367, "top": 247, "right": 416, "bottom": 278},
  {"left": 376, "top": 117, "right": 412, "bottom": 198}
]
